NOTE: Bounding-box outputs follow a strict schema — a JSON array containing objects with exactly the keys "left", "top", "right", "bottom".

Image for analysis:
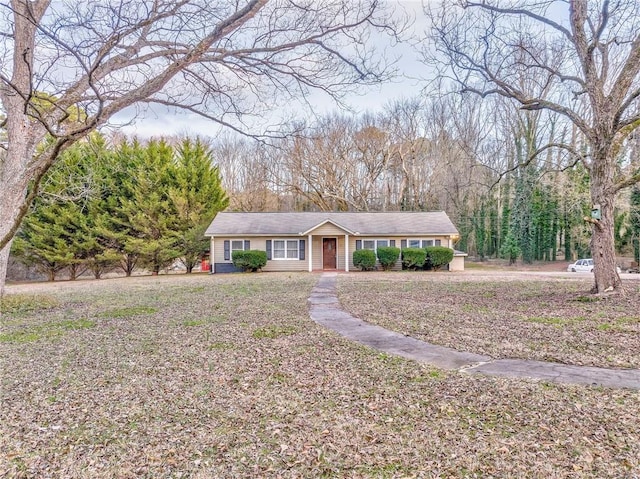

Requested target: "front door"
[{"left": 323, "top": 238, "right": 337, "bottom": 270}]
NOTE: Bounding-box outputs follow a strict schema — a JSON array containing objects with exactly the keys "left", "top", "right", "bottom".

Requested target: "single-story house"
[{"left": 205, "top": 211, "right": 467, "bottom": 273}]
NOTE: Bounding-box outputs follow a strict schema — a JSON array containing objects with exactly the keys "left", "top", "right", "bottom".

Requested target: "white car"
[{"left": 567, "top": 258, "right": 621, "bottom": 273}]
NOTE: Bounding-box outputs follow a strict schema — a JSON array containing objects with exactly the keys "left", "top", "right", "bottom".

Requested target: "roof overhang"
[{"left": 300, "top": 219, "right": 357, "bottom": 236}]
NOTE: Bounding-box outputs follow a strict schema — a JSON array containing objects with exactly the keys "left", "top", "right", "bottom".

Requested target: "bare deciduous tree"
[
  {"left": 0, "top": 0, "right": 401, "bottom": 291},
  {"left": 428, "top": 0, "right": 640, "bottom": 293}
]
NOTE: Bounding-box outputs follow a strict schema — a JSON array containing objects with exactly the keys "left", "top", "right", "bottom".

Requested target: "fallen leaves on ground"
[{"left": 1, "top": 272, "right": 638, "bottom": 478}]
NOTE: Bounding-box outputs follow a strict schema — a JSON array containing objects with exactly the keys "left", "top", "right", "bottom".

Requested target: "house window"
[
  {"left": 407, "top": 239, "right": 442, "bottom": 248},
  {"left": 362, "top": 239, "right": 389, "bottom": 252},
  {"left": 272, "top": 239, "right": 301, "bottom": 260},
  {"left": 231, "top": 240, "right": 246, "bottom": 253},
  {"left": 224, "top": 239, "right": 249, "bottom": 261}
]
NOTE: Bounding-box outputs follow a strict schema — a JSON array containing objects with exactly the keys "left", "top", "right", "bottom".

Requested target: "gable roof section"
[
  {"left": 206, "top": 212, "right": 459, "bottom": 236},
  {"left": 300, "top": 218, "right": 356, "bottom": 236}
]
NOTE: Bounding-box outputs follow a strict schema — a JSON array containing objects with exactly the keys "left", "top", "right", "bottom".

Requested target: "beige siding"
[
  {"left": 212, "top": 234, "right": 460, "bottom": 273},
  {"left": 262, "top": 259, "right": 308, "bottom": 272},
  {"left": 312, "top": 237, "right": 323, "bottom": 270},
  {"left": 212, "top": 236, "right": 308, "bottom": 273},
  {"left": 212, "top": 238, "right": 270, "bottom": 263},
  {"left": 450, "top": 256, "right": 465, "bottom": 272},
  {"left": 309, "top": 223, "right": 349, "bottom": 236}
]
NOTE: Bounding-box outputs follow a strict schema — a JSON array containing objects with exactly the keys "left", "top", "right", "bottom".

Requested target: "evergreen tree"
[
  {"left": 119, "top": 139, "right": 181, "bottom": 274},
  {"left": 11, "top": 134, "right": 114, "bottom": 280},
  {"left": 99, "top": 139, "right": 147, "bottom": 276},
  {"left": 12, "top": 203, "right": 74, "bottom": 281},
  {"left": 169, "top": 138, "right": 229, "bottom": 273}
]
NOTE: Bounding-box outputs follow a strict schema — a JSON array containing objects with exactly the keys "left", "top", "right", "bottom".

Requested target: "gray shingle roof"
[{"left": 206, "top": 212, "right": 459, "bottom": 236}]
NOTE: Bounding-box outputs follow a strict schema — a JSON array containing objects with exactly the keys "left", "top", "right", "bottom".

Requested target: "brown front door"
[{"left": 323, "top": 238, "right": 337, "bottom": 269}]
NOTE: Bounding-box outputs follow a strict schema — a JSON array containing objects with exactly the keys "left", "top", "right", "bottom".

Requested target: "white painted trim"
[
  {"left": 406, "top": 238, "right": 442, "bottom": 248},
  {"left": 361, "top": 238, "right": 391, "bottom": 253},
  {"left": 345, "top": 234, "right": 349, "bottom": 272},
  {"left": 210, "top": 237, "right": 215, "bottom": 274},
  {"left": 271, "top": 238, "right": 303, "bottom": 260},
  {"left": 300, "top": 219, "right": 356, "bottom": 236},
  {"left": 308, "top": 234, "right": 313, "bottom": 272}
]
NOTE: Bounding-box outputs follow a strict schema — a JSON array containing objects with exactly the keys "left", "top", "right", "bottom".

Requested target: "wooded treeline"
[
  {"left": 13, "top": 93, "right": 640, "bottom": 281},
  {"left": 11, "top": 136, "right": 227, "bottom": 280},
  {"left": 213, "top": 94, "right": 640, "bottom": 265}
]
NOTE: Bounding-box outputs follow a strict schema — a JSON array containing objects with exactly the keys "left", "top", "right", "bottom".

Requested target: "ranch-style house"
[{"left": 205, "top": 211, "right": 466, "bottom": 273}]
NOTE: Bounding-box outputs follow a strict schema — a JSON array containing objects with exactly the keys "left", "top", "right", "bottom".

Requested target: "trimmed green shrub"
[
  {"left": 376, "top": 246, "right": 400, "bottom": 271},
  {"left": 401, "top": 248, "right": 426, "bottom": 270},
  {"left": 425, "top": 246, "right": 454, "bottom": 271},
  {"left": 232, "top": 250, "right": 267, "bottom": 272},
  {"left": 353, "top": 249, "right": 376, "bottom": 271}
]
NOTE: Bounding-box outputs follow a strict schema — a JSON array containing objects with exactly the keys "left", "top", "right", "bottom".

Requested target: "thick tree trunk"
[
  {"left": 0, "top": 2, "right": 45, "bottom": 294},
  {"left": 590, "top": 153, "right": 621, "bottom": 293},
  {"left": 0, "top": 241, "right": 12, "bottom": 297},
  {"left": 0, "top": 179, "right": 30, "bottom": 295}
]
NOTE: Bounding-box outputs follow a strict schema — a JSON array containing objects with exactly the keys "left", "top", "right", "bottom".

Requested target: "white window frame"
[
  {"left": 361, "top": 239, "right": 389, "bottom": 253},
  {"left": 230, "top": 239, "right": 247, "bottom": 254},
  {"left": 272, "top": 239, "right": 302, "bottom": 260},
  {"left": 406, "top": 239, "right": 442, "bottom": 248}
]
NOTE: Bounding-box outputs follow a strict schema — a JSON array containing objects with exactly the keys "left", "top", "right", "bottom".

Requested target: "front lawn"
[
  {"left": 338, "top": 272, "right": 640, "bottom": 369},
  {"left": 1, "top": 273, "right": 639, "bottom": 478}
]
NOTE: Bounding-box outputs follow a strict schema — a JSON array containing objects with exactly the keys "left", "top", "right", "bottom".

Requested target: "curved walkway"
[{"left": 308, "top": 273, "right": 640, "bottom": 390}]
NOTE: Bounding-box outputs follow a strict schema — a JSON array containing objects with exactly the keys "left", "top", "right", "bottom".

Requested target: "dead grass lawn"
[
  {"left": 338, "top": 271, "right": 640, "bottom": 369},
  {"left": 1, "top": 272, "right": 639, "bottom": 478}
]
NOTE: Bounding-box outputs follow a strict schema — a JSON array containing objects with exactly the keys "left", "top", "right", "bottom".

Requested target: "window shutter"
[
  {"left": 390, "top": 240, "right": 396, "bottom": 247},
  {"left": 355, "top": 240, "right": 362, "bottom": 250},
  {"left": 224, "top": 240, "right": 230, "bottom": 261},
  {"left": 244, "top": 240, "right": 250, "bottom": 250},
  {"left": 266, "top": 240, "right": 272, "bottom": 260},
  {"left": 401, "top": 240, "right": 407, "bottom": 249},
  {"left": 299, "top": 239, "right": 305, "bottom": 260}
]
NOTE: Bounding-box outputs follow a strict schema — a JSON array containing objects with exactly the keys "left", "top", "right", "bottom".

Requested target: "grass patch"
[
  {"left": 573, "top": 295, "right": 600, "bottom": 303},
  {"left": 0, "top": 318, "right": 95, "bottom": 343},
  {"left": 100, "top": 306, "right": 158, "bottom": 318},
  {"left": 0, "top": 330, "right": 43, "bottom": 343},
  {"left": 252, "top": 325, "right": 297, "bottom": 339},
  {"left": 0, "top": 294, "right": 59, "bottom": 315},
  {"left": 182, "top": 316, "right": 225, "bottom": 327},
  {"left": 182, "top": 319, "right": 207, "bottom": 327},
  {"left": 525, "top": 316, "right": 588, "bottom": 327}
]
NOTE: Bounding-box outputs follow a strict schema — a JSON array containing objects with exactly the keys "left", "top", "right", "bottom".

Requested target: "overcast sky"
[{"left": 110, "top": 1, "right": 430, "bottom": 139}]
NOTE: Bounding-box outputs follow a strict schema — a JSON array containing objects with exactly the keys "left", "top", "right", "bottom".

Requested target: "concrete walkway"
[{"left": 308, "top": 273, "right": 640, "bottom": 389}]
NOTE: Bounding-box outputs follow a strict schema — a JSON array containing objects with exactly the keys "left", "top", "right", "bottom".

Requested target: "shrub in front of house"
[
  {"left": 353, "top": 249, "right": 376, "bottom": 271},
  {"left": 232, "top": 250, "right": 268, "bottom": 272},
  {"left": 401, "top": 248, "right": 426, "bottom": 270},
  {"left": 425, "top": 246, "right": 454, "bottom": 271},
  {"left": 376, "top": 246, "right": 400, "bottom": 271}
]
